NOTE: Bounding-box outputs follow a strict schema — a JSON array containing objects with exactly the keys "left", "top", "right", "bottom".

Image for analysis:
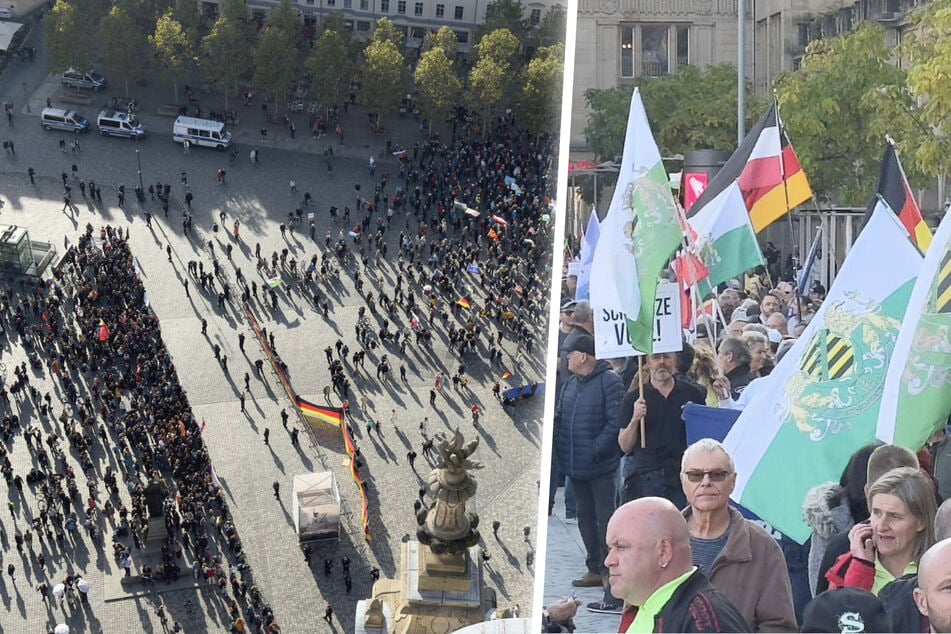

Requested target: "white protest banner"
[{"left": 593, "top": 281, "right": 683, "bottom": 359}]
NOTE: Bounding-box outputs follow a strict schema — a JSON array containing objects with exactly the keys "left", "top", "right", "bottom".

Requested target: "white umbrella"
[
  {"left": 76, "top": 578, "right": 90, "bottom": 593},
  {"left": 54, "top": 625, "right": 70, "bottom": 634},
  {"left": 52, "top": 583, "right": 65, "bottom": 600}
]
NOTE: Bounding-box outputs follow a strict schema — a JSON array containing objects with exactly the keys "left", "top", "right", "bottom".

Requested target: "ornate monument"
[{"left": 355, "top": 429, "right": 499, "bottom": 633}]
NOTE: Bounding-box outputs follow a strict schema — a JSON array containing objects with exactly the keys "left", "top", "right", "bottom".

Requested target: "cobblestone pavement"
[
  {"left": 0, "top": 26, "right": 553, "bottom": 633},
  {"left": 544, "top": 488, "right": 620, "bottom": 634}
]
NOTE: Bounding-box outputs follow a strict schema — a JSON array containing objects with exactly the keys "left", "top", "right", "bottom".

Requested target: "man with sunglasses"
[{"left": 680, "top": 438, "right": 798, "bottom": 632}]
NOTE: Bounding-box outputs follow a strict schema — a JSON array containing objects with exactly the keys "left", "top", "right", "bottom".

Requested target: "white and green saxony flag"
[
  {"left": 686, "top": 180, "right": 764, "bottom": 287},
  {"left": 877, "top": 204, "right": 951, "bottom": 450},
  {"left": 723, "top": 207, "right": 923, "bottom": 543},
  {"left": 589, "top": 88, "right": 682, "bottom": 356}
]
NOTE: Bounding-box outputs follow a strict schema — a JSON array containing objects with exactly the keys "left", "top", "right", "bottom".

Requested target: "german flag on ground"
[
  {"left": 689, "top": 104, "right": 812, "bottom": 233},
  {"left": 341, "top": 421, "right": 372, "bottom": 541},
  {"left": 501, "top": 371, "right": 512, "bottom": 381},
  {"left": 865, "top": 141, "right": 933, "bottom": 254},
  {"left": 457, "top": 298, "right": 471, "bottom": 309},
  {"left": 296, "top": 397, "right": 344, "bottom": 427}
]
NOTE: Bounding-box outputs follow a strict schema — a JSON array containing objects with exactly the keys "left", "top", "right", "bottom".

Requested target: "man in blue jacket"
[{"left": 555, "top": 334, "right": 625, "bottom": 613}]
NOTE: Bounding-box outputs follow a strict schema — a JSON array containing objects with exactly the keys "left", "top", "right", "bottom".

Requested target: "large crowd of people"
[
  {"left": 547, "top": 265, "right": 951, "bottom": 633},
  {"left": 0, "top": 102, "right": 556, "bottom": 632}
]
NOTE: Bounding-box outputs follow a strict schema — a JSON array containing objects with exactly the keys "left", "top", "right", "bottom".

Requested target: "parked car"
[{"left": 61, "top": 68, "right": 107, "bottom": 91}]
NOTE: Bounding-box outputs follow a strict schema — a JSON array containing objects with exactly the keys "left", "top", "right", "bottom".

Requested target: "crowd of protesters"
[
  {"left": 545, "top": 259, "right": 951, "bottom": 633},
  {"left": 0, "top": 102, "right": 556, "bottom": 633}
]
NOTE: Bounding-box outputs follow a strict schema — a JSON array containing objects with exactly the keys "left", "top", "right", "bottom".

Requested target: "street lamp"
[{"left": 129, "top": 103, "right": 144, "bottom": 192}]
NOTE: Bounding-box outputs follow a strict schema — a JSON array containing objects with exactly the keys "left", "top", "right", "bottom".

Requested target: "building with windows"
[
  {"left": 569, "top": 0, "right": 923, "bottom": 150},
  {"left": 200, "top": 0, "right": 562, "bottom": 54}
]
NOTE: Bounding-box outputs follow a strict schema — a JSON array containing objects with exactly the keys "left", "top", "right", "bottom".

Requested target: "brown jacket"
[{"left": 683, "top": 506, "right": 798, "bottom": 633}]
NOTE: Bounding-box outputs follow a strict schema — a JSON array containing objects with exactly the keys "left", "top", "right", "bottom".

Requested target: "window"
[
  {"left": 454, "top": 30, "right": 468, "bottom": 43},
  {"left": 327, "top": 0, "right": 335, "bottom": 6},
  {"left": 620, "top": 26, "right": 633, "bottom": 77},
  {"left": 529, "top": 8, "right": 540, "bottom": 25},
  {"left": 454, "top": 5, "right": 463, "bottom": 19},
  {"left": 435, "top": 3, "right": 444, "bottom": 16},
  {"left": 360, "top": 0, "right": 368, "bottom": 8},
  {"left": 397, "top": 0, "right": 406, "bottom": 13},
  {"left": 619, "top": 24, "right": 688, "bottom": 78},
  {"left": 381, "top": 0, "right": 389, "bottom": 10},
  {"left": 414, "top": 1, "right": 423, "bottom": 15},
  {"left": 357, "top": 20, "right": 370, "bottom": 30},
  {"left": 411, "top": 27, "right": 425, "bottom": 38},
  {"left": 343, "top": 0, "right": 351, "bottom": 8},
  {"left": 640, "top": 25, "right": 668, "bottom": 76}
]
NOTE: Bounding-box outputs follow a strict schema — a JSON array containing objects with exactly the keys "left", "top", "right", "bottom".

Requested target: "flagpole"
[
  {"left": 638, "top": 356, "right": 646, "bottom": 448},
  {"left": 773, "top": 94, "right": 805, "bottom": 319}
]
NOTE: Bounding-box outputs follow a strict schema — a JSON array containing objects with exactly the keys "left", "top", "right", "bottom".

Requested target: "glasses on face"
[{"left": 683, "top": 469, "right": 732, "bottom": 483}]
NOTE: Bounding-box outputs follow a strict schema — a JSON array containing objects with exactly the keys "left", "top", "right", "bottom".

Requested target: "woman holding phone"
[{"left": 825, "top": 467, "right": 937, "bottom": 594}]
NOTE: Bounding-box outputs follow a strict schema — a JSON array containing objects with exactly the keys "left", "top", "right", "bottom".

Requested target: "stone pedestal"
[
  {"left": 354, "top": 541, "right": 496, "bottom": 634},
  {"left": 417, "top": 550, "right": 471, "bottom": 593}
]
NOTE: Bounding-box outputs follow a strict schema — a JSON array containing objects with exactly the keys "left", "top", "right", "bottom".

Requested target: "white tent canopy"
[
  {"left": 0, "top": 22, "right": 24, "bottom": 52},
  {"left": 292, "top": 472, "right": 340, "bottom": 542}
]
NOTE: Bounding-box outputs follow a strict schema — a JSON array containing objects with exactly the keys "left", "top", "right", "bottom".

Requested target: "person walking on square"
[{"left": 272, "top": 481, "right": 280, "bottom": 498}]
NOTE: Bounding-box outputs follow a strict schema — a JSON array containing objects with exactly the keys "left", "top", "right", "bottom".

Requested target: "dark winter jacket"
[
  {"left": 554, "top": 360, "right": 624, "bottom": 480},
  {"left": 617, "top": 569, "right": 752, "bottom": 633},
  {"left": 879, "top": 575, "right": 929, "bottom": 633}
]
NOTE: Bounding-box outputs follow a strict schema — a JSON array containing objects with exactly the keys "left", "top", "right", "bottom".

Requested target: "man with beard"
[{"left": 618, "top": 352, "right": 705, "bottom": 508}]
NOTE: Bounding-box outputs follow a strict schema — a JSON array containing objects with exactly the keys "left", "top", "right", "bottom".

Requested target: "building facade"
[
  {"left": 201, "top": 0, "right": 560, "bottom": 54},
  {"left": 570, "top": 0, "right": 921, "bottom": 151}
]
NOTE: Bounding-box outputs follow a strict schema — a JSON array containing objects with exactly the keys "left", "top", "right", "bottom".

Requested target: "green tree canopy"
[
  {"left": 43, "top": 0, "right": 99, "bottom": 73},
  {"left": 100, "top": 6, "right": 149, "bottom": 95},
  {"left": 150, "top": 9, "right": 195, "bottom": 102},
  {"left": 415, "top": 46, "right": 461, "bottom": 134},
  {"left": 535, "top": 4, "right": 566, "bottom": 47},
  {"left": 266, "top": 0, "right": 302, "bottom": 48},
  {"left": 202, "top": 12, "right": 254, "bottom": 107},
  {"left": 361, "top": 37, "right": 406, "bottom": 128},
  {"left": 476, "top": 0, "right": 527, "bottom": 45},
  {"left": 421, "top": 26, "right": 458, "bottom": 60},
  {"left": 776, "top": 23, "right": 906, "bottom": 205},
  {"left": 370, "top": 17, "right": 404, "bottom": 50},
  {"left": 882, "top": 0, "right": 951, "bottom": 184},
  {"left": 475, "top": 28, "right": 519, "bottom": 66},
  {"left": 172, "top": 0, "right": 201, "bottom": 45},
  {"left": 307, "top": 27, "right": 351, "bottom": 107},
  {"left": 220, "top": 0, "right": 249, "bottom": 22},
  {"left": 253, "top": 24, "right": 297, "bottom": 105},
  {"left": 517, "top": 43, "right": 563, "bottom": 137},
  {"left": 584, "top": 65, "right": 763, "bottom": 163},
  {"left": 113, "top": 0, "right": 165, "bottom": 33}
]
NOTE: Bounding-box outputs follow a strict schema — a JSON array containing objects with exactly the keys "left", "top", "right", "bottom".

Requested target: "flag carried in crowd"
[
  {"left": 865, "top": 139, "right": 933, "bottom": 253},
  {"left": 796, "top": 226, "right": 823, "bottom": 296},
  {"left": 574, "top": 210, "right": 600, "bottom": 301},
  {"left": 589, "top": 88, "right": 683, "bottom": 355},
  {"left": 690, "top": 103, "right": 812, "bottom": 234},
  {"left": 877, "top": 203, "right": 951, "bottom": 450},
  {"left": 722, "top": 205, "right": 923, "bottom": 543}
]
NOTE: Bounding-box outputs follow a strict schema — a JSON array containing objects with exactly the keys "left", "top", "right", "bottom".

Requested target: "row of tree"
[
  {"left": 584, "top": 0, "right": 951, "bottom": 206},
  {"left": 43, "top": 0, "right": 564, "bottom": 136}
]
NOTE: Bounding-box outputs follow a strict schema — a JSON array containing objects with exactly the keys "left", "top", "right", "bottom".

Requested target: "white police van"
[
  {"left": 40, "top": 107, "right": 90, "bottom": 133},
  {"left": 172, "top": 116, "right": 231, "bottom": 150},
  {"left": 97, "top": 110, "right": 147, "bottom": 139}
]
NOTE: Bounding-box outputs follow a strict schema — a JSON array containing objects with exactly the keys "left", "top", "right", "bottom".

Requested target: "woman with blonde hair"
[
  {"left": 689, "top": 344, "right": 721, "bottom": 406},
  {"left": 824, "top": 466, "right": 937, "bottom": 595}
]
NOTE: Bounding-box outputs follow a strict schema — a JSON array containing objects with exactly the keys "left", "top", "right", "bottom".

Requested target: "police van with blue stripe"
[
  {"left": 97, "top": 110, "right": 147, "bottom": 139},
  {"left": 172, "top": 116, "right": 232, "bottom": 150}
]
